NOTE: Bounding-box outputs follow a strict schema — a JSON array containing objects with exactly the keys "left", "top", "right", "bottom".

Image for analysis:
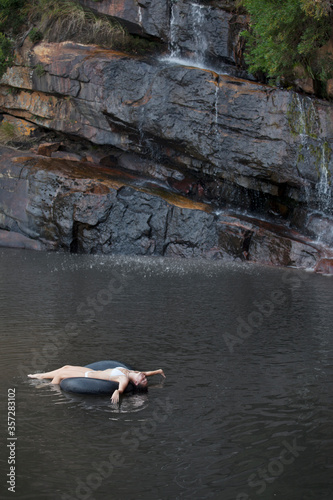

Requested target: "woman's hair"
[{"left": 133, "top": 383, "right": 148, "bottom": 393}]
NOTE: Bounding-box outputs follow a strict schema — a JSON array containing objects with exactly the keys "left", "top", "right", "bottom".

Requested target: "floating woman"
[{"left": 28, "top": 365, "right": 166, "bottom": 404}]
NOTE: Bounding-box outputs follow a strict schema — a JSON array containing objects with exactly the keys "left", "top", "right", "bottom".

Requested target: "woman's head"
[{"left": 132, "top": 372, "right": 148, "bottom": 389}]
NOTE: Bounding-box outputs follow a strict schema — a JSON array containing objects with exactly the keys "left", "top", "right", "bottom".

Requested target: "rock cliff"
[
  {"left": 0, "top": 145, "right": 326, "bottom": 267},
  {"left": 0, "top": 0, "right": 333, "bottom": 270}
]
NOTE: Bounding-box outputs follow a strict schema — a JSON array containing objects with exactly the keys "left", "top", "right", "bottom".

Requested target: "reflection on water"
[
  {"left": 0, "top": 248, "right": 333, "bottom": 500},
  {"left": 27, "top": 379, "right": 150, "bottom": 415}
]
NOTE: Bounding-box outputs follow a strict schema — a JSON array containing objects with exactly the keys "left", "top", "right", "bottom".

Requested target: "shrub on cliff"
[
  {"left": 240, "top": 0, "right": 333, "bottom": 98},
  {"left": 24, "top": 0, "right": 161, "bottom": 54},
  {"left": 0, "top": 0, "right": 25, "bottom": 33},
  {"left": 0, "top": 32, "right": 13, "bottom": 77},
  {"left": 0, "top": 0, "right": 26, "bottom": 78},
  {"left": 25, "top": 0, "right": 126, "bottom": 46}
]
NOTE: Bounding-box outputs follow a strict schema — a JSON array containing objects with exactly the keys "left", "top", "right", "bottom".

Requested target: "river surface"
[{"left": 0, "top": 248, "right": 332, "bottom": 500}]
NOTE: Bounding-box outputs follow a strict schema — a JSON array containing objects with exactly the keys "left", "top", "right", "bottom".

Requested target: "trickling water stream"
[
  {"left": 214, "top": 82, "right": 219, "bottom": 128},
  {"left": 293, "top": 94, "right": 332, "bottom": 214},
  {"left": 138, "top": 6, "right": 143, "bottom": 25},
  {"left": 317, "top": 146, "right": 332, "bottom": 214}
]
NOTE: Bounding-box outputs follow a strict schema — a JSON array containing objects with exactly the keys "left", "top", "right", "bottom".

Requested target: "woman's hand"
[
  {"left": 111, "top": 389, "right": 120, "bottom": 404},
  {"left": 159, "top": 369, "right": 166, "bottom": 378}
]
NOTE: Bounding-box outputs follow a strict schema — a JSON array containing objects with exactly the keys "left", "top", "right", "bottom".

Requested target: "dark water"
[{"left": 0, "top": 248, "right": 332, "bottom": 500}]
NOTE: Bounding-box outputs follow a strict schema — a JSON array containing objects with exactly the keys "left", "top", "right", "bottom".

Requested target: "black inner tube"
[{"left": 59, "top": 360, "right": 135, "bottom": 395}]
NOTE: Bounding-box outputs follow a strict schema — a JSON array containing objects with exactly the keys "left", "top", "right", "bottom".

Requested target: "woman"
[{"left": 28, "top": 365, "right": 166, "bottom": 404}]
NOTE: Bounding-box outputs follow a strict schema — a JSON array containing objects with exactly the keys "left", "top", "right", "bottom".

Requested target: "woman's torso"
[{"left": 85, "top": 367, "right": 128, "bottom": 381}]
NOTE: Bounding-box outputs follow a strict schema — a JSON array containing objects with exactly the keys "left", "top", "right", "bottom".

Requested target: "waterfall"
[
  {"left": 169, "top": 1, "right": 179, "bottom": 58},
  {"left": 190, "top": 3, "right": 209, "bottom": 67},
  {"left": 292, "top": 94, "right": 332, "bottom": 214},
  {"left": 295, "top": 94, "right": 307, "bottom": 138},
  {"left": 164, "top": 1, "right": 226, "bottom": 74},
  {"left": 317, "top": 146, "right": 332, "bottom": 213}
]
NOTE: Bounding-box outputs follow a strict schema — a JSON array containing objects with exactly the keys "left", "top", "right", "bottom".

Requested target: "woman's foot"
[{"left": 28, "top": 373, "right": 43, "bottom": 379}]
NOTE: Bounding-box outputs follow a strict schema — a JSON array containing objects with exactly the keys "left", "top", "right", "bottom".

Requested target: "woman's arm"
[
  {"left": 111, "top": 376, "right": 129, "bottom": 404},
  {"left": 142, "top": 369, "right": 166, "bottom": 378}
]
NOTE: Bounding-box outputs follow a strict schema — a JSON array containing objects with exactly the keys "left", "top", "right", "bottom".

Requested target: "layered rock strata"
[
  {"left": 0, "top": 145, "right": 328, "bottom": 268},
  {"left": 2, "top": 42, "right": 333, "bottom": 208},
  {"left": 0, "top": 21, "right": 332, "bottom": 268}
]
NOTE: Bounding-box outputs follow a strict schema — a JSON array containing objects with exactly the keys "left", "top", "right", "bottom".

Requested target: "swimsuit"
[
  {"left": 84, "top": 368, "right": 126, "bottom": 379},
  {"left": 109, "top": 368, "right": 126, "bottom": 378}
]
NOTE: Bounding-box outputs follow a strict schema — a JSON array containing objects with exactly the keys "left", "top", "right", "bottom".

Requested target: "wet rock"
[
  {"left": 304, "top": 214, "right": 333, "bottom": 247},
  {"left": 314, "top": 258, "right": 333, "bottom": 275},
  {"left": 248, "top": 230, "right": 318, "bottom": 269},
  {"left": 216, "top": 213, "right": 321, "bottom": 268},
  {"left": 1, "top": 40, "right": 332, "bottom": 215},
  {"left": 0, "top": 28, "right": 332, "bottom": 267},
  {"left": 217, "top": 215, "right": 253, "bottom": 260},
  {"left": 0, "top": 145, "right": 328, "bottom": 269},
  {"left": 0, "top": 229, "right": 44, "bottom": 250}
]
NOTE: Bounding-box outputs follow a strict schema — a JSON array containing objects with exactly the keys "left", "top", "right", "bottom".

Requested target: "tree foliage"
[
  {"left": 301, "top": 0, "right": 332, "bottom": 18},
  {"left": 0, "top": 0, "right": 25, "bottom": 32},
  {"left": 240, "top": 0, "right": 333, "bottom": 97},
  {"left": 0, "top": 31, "right": 13, "bottom": 77},
  {"left": 0, "top": 0, "right": 26, "bottom": 78}
]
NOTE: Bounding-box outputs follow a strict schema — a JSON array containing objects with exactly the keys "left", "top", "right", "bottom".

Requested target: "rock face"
[
  {"left": 2, "top": 41, "right": 332, "bottom": 207},
  {"left": 0, "top": 145, "right": 327, "bottom": 268},
  {"left": 79, "top": 0, "right": 170, "bottom": 41},
  {"left": 0, "top": 1, "right": 332, "bottom": 270}
]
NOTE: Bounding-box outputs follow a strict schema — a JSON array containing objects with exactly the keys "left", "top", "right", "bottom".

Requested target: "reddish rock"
[
  {"left": 37, "top": 142, "right": 61, "bottom": 157},
  {"left": 82, "top": 153, "right": 103, "bottom": 164},
  {"left": 314, "top": 258, "right": 333, "bottom": 275},
  {"left": 51, "top": 151, "right": 82, "bottom": 161}
]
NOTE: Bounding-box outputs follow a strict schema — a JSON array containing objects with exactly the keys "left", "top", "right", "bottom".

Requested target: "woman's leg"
[
  {"left": 28, "top": 366, "right": 67, "bottom": 380},
  {"left": 28, "top": 365, "right": 86, "bottom": 382}
]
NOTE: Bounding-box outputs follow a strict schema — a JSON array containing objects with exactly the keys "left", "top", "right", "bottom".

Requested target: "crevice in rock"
[
  {"left": 70, "top": 221, "right": 89, "bottom": 253},
  {"left": 242, "top": 230, "right": 253, "bottom": 259}
]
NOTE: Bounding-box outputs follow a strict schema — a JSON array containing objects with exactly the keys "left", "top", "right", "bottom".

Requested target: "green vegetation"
[
  {"left": 240, "top": 0, "right": 333, "bottom": 98},
  {"left": 0, "top": 0, "right": 25, "bottom": 33},
  {"left": 0, "top": 120, "right": 17, "bottom": 143},
  {"left": 28, "top": 27, "right": 43, "bottom": 43},
  {"left": 0, "top": 0, "right": 26, "bottom": 78},
  {"left": 286, "top": 93, "right": 320, "bottom": 137},
  {"left": 0, "top": 32, "right": 13, "bottom": 77},
  {"left": 25, "top": 0, "right": 126, "bottom": 46},
  {"left": 34, "top": 62, "right": 45, "bottom": 77},
  {"left": 24, "top": 0, "right": 161, "bottom": 54}
]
